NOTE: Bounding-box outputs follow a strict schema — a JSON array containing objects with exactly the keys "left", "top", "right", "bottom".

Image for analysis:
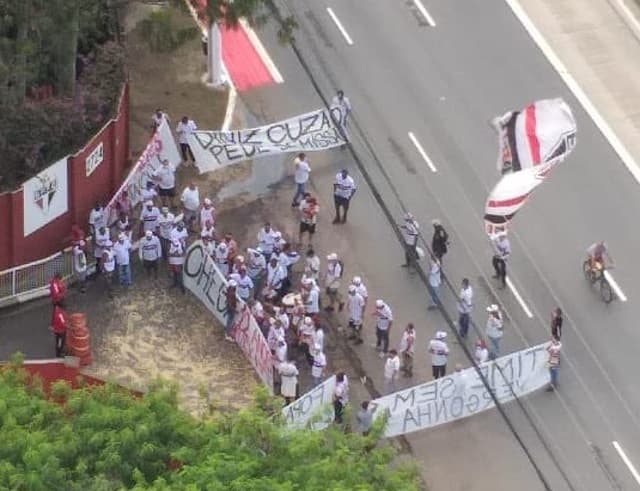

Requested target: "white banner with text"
[
  {"left": 189, "top": 106, "right": 348, "bottom": 173},
  {"left": 282, "top": 375, "right": 336, "bottom": 430},
  {"left": 183, "top": 241, "right": 274, "bottom": 391}
]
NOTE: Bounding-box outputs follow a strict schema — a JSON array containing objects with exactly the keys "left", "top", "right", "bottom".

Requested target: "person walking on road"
[
  {"left": 429, "top": 331, "right": 450, "bottom": 379},
  {"left": 332, "top": 90, "right": 352, "bottom": 143},
  {"left": 298, "top": 195, "right": 319, "bottom": 245},
  {"left": 311, "top": 344, "right": 327, "bottom": 387},
  {"left": 50, "top": 303, "right": 67, "bottom": 358},
  {"left": 72, "top": 241, "right": 88, "bottom": 293},
  {"left": 346, "top": 285, "right": 366, "bottom": 344},
  {"left": 168, "top": 239, "right": 186, "bottom": 293},
  {"left": 257, "top": 222, "right": 278, "bottom": 258},
  {"left": 372, "top": 299, "right": 393, "bottom": 358},
  {"left": 113, "top": 233, "right": 132, "bottom": 287},
  {"left": 546, "top": 336, "right": 562, "bottom": 391},
  {"left": 140, "top": 201, "right": 160, "bottom": 236},
  {"left": 431, "top": 219, "right": 449, "bottom": 263},
  {"left": 427, "top": 257, "right": 441, "bottom": 309},
  {"left": 176, "top": 115, "right": 197, "bottom": 165},
  {"left": 140, "top": 230, "right": 162, "bottom": 278},
  {"left": 352, "top": 276, "right": 368, "bottom": 308},
  {"left": 101, "top": 240, "right": 116, "bottom": 298},
  {"left": 475, "top": 339, "right": 489, "bottom": 364},
  {"left": 551, "top": 307, "right": 563, "bottom": 340},
  {"left": 492, "top": 232, "right": 511, "bottom": 288},
  {"left": 383, "top": 350, "right": 401, "bottom": 395},
  {"left": 324, "top": 253, "right": 344, "bottom": 312},
  {"left": 278, "top": 360, "right": 299, "bottom": 405},
  {"left": 224, "top": 280, "right": 238, "bottom": 342},
  {"left": 49, "top": 272, "right": 67, "bottom": 307},
  {"left": 154, "top": 159, "right": 177, "bottom": 209},
  {"left": 333, "top": 169, "right": 356, "bottom": 224},
  {"left": 157, "top": 206, "right": 175, "bottom": 259},
  {"left": 180, "top": 181, "right": 200, "bottom": 232},
  {"left": 400, "top": 212, "right": 420, "bottom": 269},
  {"left": 292, "top": 153, "right": 311, "bottom": 206},
  {"left": 93, "top": 225, "right": 110, "bottom": 277},
  {"left": 485, "top": 304, "right": 504, "bottom": 360},
  {"left": 458, "top": 278, "right": 473, "bottom": 339},
  {"left": 399, "top": 323, "right": 416, "bottom": 377}
]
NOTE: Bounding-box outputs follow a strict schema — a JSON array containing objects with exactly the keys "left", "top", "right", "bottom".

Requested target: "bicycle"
[{"left": 582, "top": 260, "right": 614, "bottom": 304}]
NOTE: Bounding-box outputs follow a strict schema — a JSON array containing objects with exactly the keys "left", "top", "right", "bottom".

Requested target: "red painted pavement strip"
[{"left": 221, "top": 24, "right": 276, "bottom": 91}]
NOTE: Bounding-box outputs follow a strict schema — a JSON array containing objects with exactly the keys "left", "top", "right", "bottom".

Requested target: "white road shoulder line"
[
  {"left": 413, "top": 0, "right": 436, "bottom": 27},
  {"left": 408, "top": 132, "right": 438, "bottom": 172},
  {"left": 505, "top": 277, "right": 534, "bottom": 318},
  {"left": 504, "top": 0, "right": 640, "bottom": 185},
  {"left": 603, "top": 270, "right": 628, "bottom": 302},
  {"left": 327, "top": 7, "right": 354, "bottom": 45},
  {"left": 612, "top": 441, "right": 640, "bottom": 485}
]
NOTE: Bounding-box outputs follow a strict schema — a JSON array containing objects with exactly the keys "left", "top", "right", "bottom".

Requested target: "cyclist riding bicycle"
[{"left": 586, "top": 241, "right": 614, "bottom": 276}]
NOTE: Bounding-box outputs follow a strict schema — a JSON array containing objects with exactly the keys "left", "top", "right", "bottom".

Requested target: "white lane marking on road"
[
  {"left": 408, "top": 132, "right": 438, "bottom": 172},
  {"left": 239, "top": 19, "right": 284, "bottom": 84},
  {"left": 504, "top": 0, "right": 640, "bottom": 185},
  {"left": 412, "top": 0, "right": 436, "bottom": 27},
  {"left": 612, "top": 441, "right": 640, "bottom": 485},
  {"left": 603, "top": 270, "right": 628, "bottom": 301},
  {"left": 505, "top": 277, "right": 534, "bottom": 318},
  {"left": 326, "top": 8, "right": 354, "bottom": 45}
]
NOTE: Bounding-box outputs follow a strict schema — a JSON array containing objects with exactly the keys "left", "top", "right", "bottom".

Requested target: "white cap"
[
  {"left": 432, "top": 218, "right": 441, "bottom": 226},
  {"left": 404, "top": 212, "right": 414, "bottom": 220},
  {"left": 313, "top": 343, "right": 322, "bottom": 353},
  {"left": 352, "top": 276, "right": 361, "bottom": 285},
  {"left": 228, "top": 279, "right": 237, "bottom": 287},
  {"left": 118, "top": 233, "right": 126, "bottom": 240},
  {"left": 235, "top": 255, "right": 245, "bottom": 262},
  {"left": 161, "top": 206, "right": 169, "bottom": 213},
  {"left": 326, "top": 253, "right": 338, "bottom": 261},
  {"left": 145, "top": 200, "right": 153, "bottom": 206},
  {"left": 145, "top": 230, "right": 153, "bottom": 238},
  {"left": 255, "top": 246, "right": 263, "bottom": 253},
  {"left": 486, "top": 304, "right": 499, "bottom": 313},
  {"left": 375, "top": 299, "right": 384, "bottom": 308},
  {"left": 204, "top": 198, "right": 212, "bottom": 205},
  {"left": 218, "top": 242, "right": 227, "bottom": 249},
  {"left": 348, "top": 285, "right": 356, "bottom": 293},
  {"left": 303, "top": 316, "right": 313, "bottom": 325},
  {"left": 273, "top": 231, "right": 282, "bottom": 238},
  {"left": 104, "top": 240, "right": 113, "bottom": 247},
  {"left": 436, "top": 331, "right": 447, "bottom": 340}
]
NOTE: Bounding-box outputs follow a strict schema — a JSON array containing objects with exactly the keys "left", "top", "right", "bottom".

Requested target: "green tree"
[{"left": 0, "top": 361, "right": 418, "bottom": 491}]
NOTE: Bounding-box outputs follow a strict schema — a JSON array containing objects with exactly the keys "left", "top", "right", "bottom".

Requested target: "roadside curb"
[{"left": 608, "top": 0, "right": 640, "bottom": 44}]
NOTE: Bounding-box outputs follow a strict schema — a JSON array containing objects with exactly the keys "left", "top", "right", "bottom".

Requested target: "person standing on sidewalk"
[
  {"left": 302, "top": 278, "right": 321, "bottom": 317},
  {"left": 333, "top": 372, "right": 349, "bottom": 424},
  {"left": 431, "top": 219, "right": 449, "bottom": 263},
  {"left": 324, "top": 253, "right": 344, "bottom": 312},
  {"left": 154, "top": 159, "right": 177, "bottom": 209},
  {"left": 139, "top": 230, "right": 162, "bottom": 278},
  {"left": 157, "top": 206, "right": 175, "bottom": 260},
  {"left": 176, "top": 116, "right": 197, "bottom": 165},
  {"left": 229, "top": 267, "right": 254, "bottom": 302},
  {"left": 140, "top": 201, "right": 160, "bottom": 236},
  {"left": 485, "top": 304, "right": 504, "bottom": 360},
  {"left": 199, "top": 198, "right": 216, "bottom": 232},
  {"left": 332, "top": 90, "right": 352, "bottom": 138},
  {"left": 50, "top": 302, "right": 67, "bottom": 358},
  {"left": 93, "top": 225, "right": 110, "bottom": 277},
  {"left": 346, "top": 285, "right": 366, "bottom": 344},
  {"left": 311, "top": 344, "right": 327, "bottom": 387},
  {"left": 400, "top": 212, "right": 420, "bottom": 269},
  {"left": 427, "top": 257, "right": 441, "bottom": 309},
  {"left": 292, "top": 153, "right": 311, "bottom": 207},
  {"left": 278, "top": 360, "right": 299, "bottom": 405},
  {"left": 333, "top": 169, "right": 356, "bottom": 224},
  {"left": 180, "top": 181, "right": 200, "bottom": 232},
  {"left": 458, "top": 278, "right": 473, "bottom": 339},
  {"left": 398, "top": 323, "right": 416, "bottom": 377},
  {"left": 298, "top": 195, "right": 319, "bottom": 245},
  {"left": 429, "top": 331, "right": 450, "bottom": 379},
  {"left": 492, "top": 232, "right": 511, "bottom": 289},
  {"left": 257, "top": 222, "right": 278, "bottom": 258},
  {"left": 168, "top": 239, "right": 186, "bottom": 293},
  {"left": 383, "top": 350, "right": 401, "bottom": 395},
  {"left": 303, "top": 246, "right": 321, "bottom": 284},
  {"left": 113, "top": 233, "right": 132, "bottom": 287},
  {"left": 49, "top": 272, "right": 67, "bottom": 307},
  {"left": 247, "top": 248, "right": 266, "bottom": 299},
  {"left": 72, "top": 241, "right": 88, "bottom": 293},
  {"left": 352, "top": 276, "right": 368, "bottom": 309},
  {"left": 551, "top": 307, "right": 563, "bottom": 340},
  {"left": 372, "top": 299, "right": 393, "bottom": 358},
  {"left": 546, "top": 336, "right": 562, "bottom": 391},
  {"left": 224, "top": 280, "right": 239, "bottom": 342}
]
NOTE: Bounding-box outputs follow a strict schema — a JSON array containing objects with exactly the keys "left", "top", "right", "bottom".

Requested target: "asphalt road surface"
[{"left": 239, "top": 1, "right": 640, "bottom": 489}]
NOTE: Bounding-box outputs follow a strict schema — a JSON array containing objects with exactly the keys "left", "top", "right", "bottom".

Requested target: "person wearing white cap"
[
  {"left": 492, "top": 232, "right": 510, "bottom": 288},
  {"left": 139, "top": 200, "right": 160, "bottom": 235},
  {"left": 141, "top": 181, "right": 158, "bottom": 205},
  {"left": 72, "top": 240, "right": 88, "bottom": 293},
  {"left": 431, "top": 219, "right": 449, "bottom": 263},
  {"left": 180, "top": 181, "right": 200, "bottom": 232},
  {"left": 333, "top": 169, "right": 356, "bottom": 224},
  {"left": 93, "top": 225, "right": 110, "bottom": 278},
  {"left": 346, "top": 284, "right": 365, "bottom": 344},
  {"left": 199, "top": 198, "right": 216, "bottom": 231},
  {"left": 139, "top": 230, "right": 162, "bottom": 278},
  {"left": 168, "top": 239, "right": 186, "bottom": 293},
  {"left": 257, "top": 222, "right": 278, "bottom": 257},
  {"left": 268, "top": 318, "right": 286, "bottom": 352},
  {"left": 201, "top": 219, "right": 216, "bottom": 242},
  {"left": 427, "top": 257, "right": 442, "bottom": 309},
  {"left": 278, "top": 359, "right": 299, "bottom": 404},
  {"left": 485, "top": 304, "right": 504, "bottom": 359},
  {"left": 310, "top": 344, "right": 327, "bottom": 388},
  {"left": 154, "top": 159, "right": 176, "bottom": 208},
  {"left": 265, "top": 256, "right": 287, "bottom": 300},
  {"left": 101, "top": 239, "right": 116, "bottom": 298},
  {"left": 246, "top": 248, "right": 266, "bottom": 299},
  {"left": 170, "top": 221, "right": 188, "bottom": 248},
  {"left": 113, "top": 233, "right": 132, "bottom": 286},
  {"left": 351, "top": 276, "right": 368, "bottom": 308},
  {"left": 400, "top": 212, "right": 420, "bottom": 269},
  {"left": 299, "top": 316, "right": 316, "bottom": 365},
  {"left": 372, "top": 299, "right": 393, "bottom": 357},
  {"left": 302, "top": 278, "right": 320, "bottom": 316},
  {"left": 429, "top": 331, "right": 450, "bottom": 379},
  {"left": 324, "top": 253, "right": 344, "bottom": 312},
  {"left": 383, "top": 349, "right": 401, "bottom": 395},
  {"left": 214, "top": 241, "right": 230, "bottom": 276},
  {"left": 303, "top": 246, "right": 320, "bottom": 283},
  {"left": 457, "top": 278, "right": 473, "bottom": 339},
  {"left": 229, "top": 267, "right": 254, "bottom": 302},
  {"left": 157, "top": 206, "right": 175, "bottom": 260}
]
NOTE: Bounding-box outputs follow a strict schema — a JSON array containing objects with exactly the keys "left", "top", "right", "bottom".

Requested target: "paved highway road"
[{"left": 243, "top": 0, "right": 640, "bottom": 489}]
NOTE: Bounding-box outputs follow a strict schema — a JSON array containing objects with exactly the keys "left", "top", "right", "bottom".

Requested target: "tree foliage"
[
  {"left": 0, "top": 362, "right": 419, "bottom": 491},
  {"left": 139, "top": 9, "right": 199, "bottom": 53}
]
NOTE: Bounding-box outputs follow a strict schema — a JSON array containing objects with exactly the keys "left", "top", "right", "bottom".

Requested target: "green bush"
[{"left": 139, "top": 9, "right": 198, "bottom": 53}]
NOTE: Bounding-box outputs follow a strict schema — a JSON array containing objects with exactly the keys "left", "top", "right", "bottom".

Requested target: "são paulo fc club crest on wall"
[{"left": 23, "top": 156, "right": 69, "bottom": 236}]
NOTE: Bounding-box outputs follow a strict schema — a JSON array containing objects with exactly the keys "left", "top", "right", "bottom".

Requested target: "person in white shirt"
[
  {"left": 72, "top": 241, "right": 88, "bottom": 293},
  {"left": 492, "top": 232, "right": 511, "bottom": 289},
  {"left": 265, "top": 257, "right": 287, "bottom": 300},
  {"left": 475, "top": 339, "right": 489, "bottom": 364},
  {"left": 176, "top": 116, "right": 197, "bottom": 164},
  {"left": 157, "top": 207, "right": 175, "bottom": 259},
  {"left": 298, "top": 195, "right": 319, "bottom": 244},
  {"left": 331, "top": 90, "right": 352, "bottom": 133},
  {"left": 170, "top": 221, "right": 188, "bottom": 248},
  {"left": 139, "top": 230, "right": 161, "bottom": 278},
  {"left": 214, "top": 241, "right": 230, "bottom": 276},
  {"left": 229, "top": 267, "right": 254, "bottom": 302},
  {"left": 352, "top": 276, "right": 368, "bottom": 308},
  {"left": 180, "top": 182, "right": 200, "bottom": 232},
  {"left": 141, "top": 181, "right": 158, "bottom": 205},
  {"left": 303, "top": 247, "right": 320, "bottom": 283},
  {"left": 429, "top": 331, "right": 450, "bottom": 379},
  {"left": 151, "top": 108, "right": 169, "bottom": 132},
  {"left": 398, "top": 323, "right": 416, "bottom": 377},
  {"left": 200, "top": 220, "right": 215, "bottom": 242},
  {"left": 93, "top": 226, "right": 110, "bottom": 276},
  {"left": 400, "top": 212, "right": 420, "bottom": 269},
  {"left": 88, "top": 203, "right": 106, "bottom": 237},
  {"left": 333, "top": 169, "right": 356, "bottom": 224},
  {"left": 101, "top": 240, "right": 116, "bottom": 298},
  {"left": 302, "top": 278, "right": 320, "bottom": 316},
  {"left": 458, "top": 278, "right": 473, "bottom": 339},
  {"left": 154, "top": 159, "right": 177, "bottom": 208},
  {"left": 200, "top": 198, "right": 215, "bottom": 231},
  {"left": 313, "top": 324, "right": 325, "bottom": 353},
  {"left": 278, "top": 360, "right": 299, "bottom": 404},
  {"left": 114, "top": 211, "right": 130, "bottom": 236},
  {"left": 324, "top": 253, "right": 344, "bottom": 312},
  {"left": 168, "top": 239, "right": 186, "bottom": 293},
  {"left": 292, "top": 153, "right": 311, "bottom": 206},
  {"left": 113, "top": 233, "right": 132, "bottom": 286},
  {"left": 372, "top": 299, "right": 393, "bottom": 357},
  {"left": 257, "top": 222, "right": 278, "bottom": 257},
  {"left": 346, "top": 285, "right": 365, "bottom": 344},
  {"left": 333, "top": 372, "right": 349, "bottom": 424},
  {"left": 485, "top": 304, "right": 504, "bottom": 360},
  {"left": 427, "top": 257, "right": 441, "bottom": 309},
  {"left": 311, "top": 345, "right": 326, "bottom": 388},
  {"left": 246, "top": 248, "right": 266, "bottom": 299},
  {"left": 453, "top": 364, "right": 469, "bottom": 398},
  {"left": 383, "top": 350, "right": 401, "bottom": 395},
  {"left": 139, "top": 201, "right": 160, "bottom": 235}
]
